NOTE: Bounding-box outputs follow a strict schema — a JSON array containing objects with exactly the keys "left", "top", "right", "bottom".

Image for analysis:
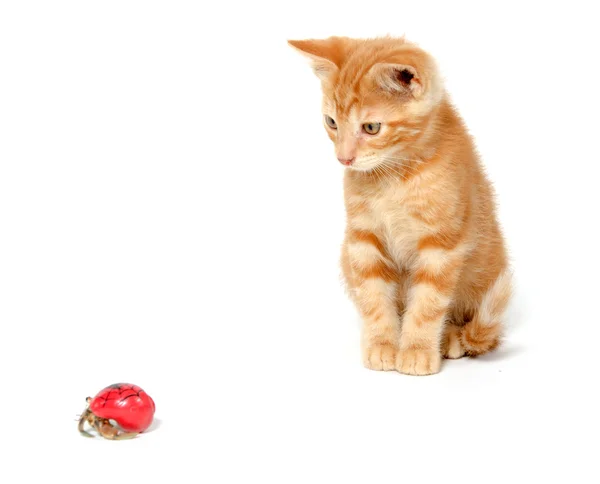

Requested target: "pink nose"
[{"left": 338, "top": 157, "right": 355, "bottom": 166}]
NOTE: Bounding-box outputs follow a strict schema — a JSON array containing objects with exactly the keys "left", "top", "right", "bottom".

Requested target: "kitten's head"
[{"left": 289, "top": 36, "right": 444, "bottom": 172}]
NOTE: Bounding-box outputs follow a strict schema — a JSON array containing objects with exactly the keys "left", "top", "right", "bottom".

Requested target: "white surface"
[{"left": 1, "top": 1, "right": 599, "bottom": 482}]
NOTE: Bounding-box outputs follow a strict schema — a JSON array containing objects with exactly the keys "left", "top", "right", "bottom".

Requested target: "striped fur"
[{"left": 290, "top": 36, "right": 511, "bottom": 375}]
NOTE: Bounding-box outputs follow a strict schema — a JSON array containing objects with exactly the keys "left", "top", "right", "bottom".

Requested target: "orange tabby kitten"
[{"left": 289, "top": 36, "right": 511, "bottom": 375}]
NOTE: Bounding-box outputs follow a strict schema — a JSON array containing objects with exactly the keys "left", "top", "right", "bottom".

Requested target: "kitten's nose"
[{"left": 338, "top": 157, "right": 355, "bottom": 166}]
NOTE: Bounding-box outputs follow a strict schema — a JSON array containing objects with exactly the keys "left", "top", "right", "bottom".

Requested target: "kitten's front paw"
[
  {"left": 396, "top": 347, "right": 441, "bottom": 376},
  {"left": 362, "top": 342, "right": 399, "bottom": 371}
]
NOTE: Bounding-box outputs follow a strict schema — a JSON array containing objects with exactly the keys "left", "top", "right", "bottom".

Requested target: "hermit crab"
[{"left": 78, "top": 383, "right": 155, "bottom": 440}]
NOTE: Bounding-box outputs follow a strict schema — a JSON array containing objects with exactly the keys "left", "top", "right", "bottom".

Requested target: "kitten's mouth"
[{"left": 345, "top": 161, "right": 380, "bottom": 173}]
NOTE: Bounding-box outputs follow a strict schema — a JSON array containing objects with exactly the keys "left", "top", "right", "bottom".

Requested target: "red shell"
[{"left": 89, "top": 383, "right": 155, "bottom": 433}]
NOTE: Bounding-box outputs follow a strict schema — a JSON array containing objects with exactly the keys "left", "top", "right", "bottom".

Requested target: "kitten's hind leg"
[
  {"left": 441, "top": 322, "right": 466, "bottom": 359},
  {"left": 461, "top": 269, "right": 512, "bottom": 356}
]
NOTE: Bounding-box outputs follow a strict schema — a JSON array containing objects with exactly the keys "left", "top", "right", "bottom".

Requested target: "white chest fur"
[{"left": 347, "top": 181, "right": 427, "bottom": 268}]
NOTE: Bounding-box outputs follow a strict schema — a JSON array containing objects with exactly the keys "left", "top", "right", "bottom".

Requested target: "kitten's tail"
[{"left": 460, "top": 269, "right": 512, "bottom": 355}]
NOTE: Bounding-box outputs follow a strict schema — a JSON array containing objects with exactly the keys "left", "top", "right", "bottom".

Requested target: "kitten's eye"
[
  {"left": 325, "top": 115, "right": 337, "bottom": 129},
  {"left": 363, "top": 122, "right": 381, "bottom": 135}
]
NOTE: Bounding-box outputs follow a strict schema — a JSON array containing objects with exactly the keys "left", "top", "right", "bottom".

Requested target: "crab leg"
[{"left": 77, "top": 408, "right": 94, "bottom": 438}]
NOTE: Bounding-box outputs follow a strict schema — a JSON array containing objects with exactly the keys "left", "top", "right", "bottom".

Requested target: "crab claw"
[{"left": 97, "top": 420, "right": 139, "bottom": 440}]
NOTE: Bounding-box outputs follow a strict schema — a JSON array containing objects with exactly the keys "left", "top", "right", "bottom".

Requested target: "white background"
[{"left": 1, "top": 1, "right": 599, "bottom": 482}]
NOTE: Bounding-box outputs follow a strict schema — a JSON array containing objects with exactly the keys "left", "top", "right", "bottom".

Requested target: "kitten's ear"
[
  {"left": 368, "top": 63, "right": 424, "bottom": 97},
  {"left": 288, "top": 38, "right": 340, "bottom": 81}
]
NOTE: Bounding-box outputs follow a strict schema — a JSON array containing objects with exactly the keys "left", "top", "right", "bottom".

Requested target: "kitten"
[{"left": 289, "top": 36, "right": 511, "bottom": 375}]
